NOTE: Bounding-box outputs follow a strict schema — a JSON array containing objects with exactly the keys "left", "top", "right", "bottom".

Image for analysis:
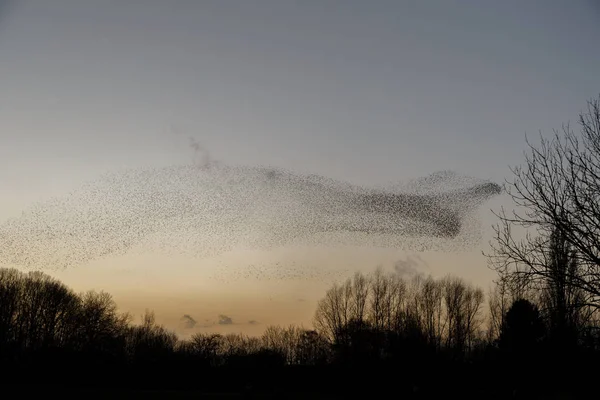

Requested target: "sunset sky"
[{"left": 1, "top": 0, "right": 599, "bottom": 337}]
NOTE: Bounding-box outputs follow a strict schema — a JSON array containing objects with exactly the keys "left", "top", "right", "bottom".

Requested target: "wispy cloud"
[
  {"left": 394, "top": 255, "right": 429, "bottom": 278},
  {"left": 180, "top": 314, "right": 197, "bottom": 329}
]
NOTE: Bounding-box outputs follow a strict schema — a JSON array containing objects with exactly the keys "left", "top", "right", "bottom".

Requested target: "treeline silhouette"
[
  {"left": 4, "top": 95, "right": 600, "bottom": 398},
  {"left": 1, "top": 265, "right": 598, "bottom": 398}
]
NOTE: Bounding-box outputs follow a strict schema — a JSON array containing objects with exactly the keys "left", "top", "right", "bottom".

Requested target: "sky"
[{"left": 0, "top": 0, "right": 599, "bottom": 336}]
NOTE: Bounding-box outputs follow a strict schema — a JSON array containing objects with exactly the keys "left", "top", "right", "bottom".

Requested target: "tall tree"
[
  {"left": 540, "top": 229, "right": 590, "bottom": 350},
  {"left": 488, "top": 94, "right": 600, "bottom": 312},
  {"left": 499, "top": 299, "right": 545, "bottom": 356}
]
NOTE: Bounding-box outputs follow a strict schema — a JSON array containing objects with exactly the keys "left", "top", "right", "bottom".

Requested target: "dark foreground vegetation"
[
  {"left": 3, "top": 95, "right": 600, "bottom": 398},
  {"left": 0, "top": 264, "right": 598, "bottom": 398}
]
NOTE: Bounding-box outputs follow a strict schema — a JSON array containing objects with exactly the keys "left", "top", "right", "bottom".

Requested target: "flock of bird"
[
  {"left": 0, "top": 159, "right": 501, "bottom": 271},
  {"left": 209, "top": 260, "right": 355, "bottom": 284}
]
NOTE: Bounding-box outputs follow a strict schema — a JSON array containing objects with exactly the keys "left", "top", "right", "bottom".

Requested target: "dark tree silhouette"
[
  {"left": 0, "top": 266, "right": 594, "bottom": 397},
  {"left": 125, "top": 310, "right": 178, "bottom": 365},
  {"left": 295, "top": 329, "right": 330, "bottom": 365},
  {"left": 488, "top": 94, "right": 600, "bottom": 312},
  {"left": 499, "top": 299, "right": 545, "bottom": 356},
  {"left": 541, "top": 229, "right": 589, "bottom": 351},
  {"left": 313, "top": 268, "right": 486, "bottom": 366},
  {"left": 497, "top": 299, "right": 547, "bottom": 397}
]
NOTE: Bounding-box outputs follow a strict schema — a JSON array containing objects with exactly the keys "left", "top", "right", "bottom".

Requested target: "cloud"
[
  {"left": 180, "top": 314, "right": 197, "bottom": 329},
  {"left": 394, "top": 255, "right": 429, "bottom": 278},
  {"left": 166, "top": 124, "right": 219, "bottom": 169},
  {"left": 188, "top": 316, "right": 259, "bottom": 328},
  {"left": 218, "top": 314, "right": 233, "bottom": 325},
  {"left": 189, "top": 137, "right": 213, "bottom": 168},
  {"left": 187, "top": 136, "right": 222, "bottom": 170}
]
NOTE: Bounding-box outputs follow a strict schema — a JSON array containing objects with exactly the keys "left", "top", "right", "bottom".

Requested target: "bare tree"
[
  {"left": 75, "top": 290, "right": 130, "bottom": 355},
  {"left": 125, "top": 310, "right": 178, "bottom": 364},
  {"left": 369, "top": 268, "right": 393, "bottom": 331},
  {"left": 350, "top": 272, "right": 370, "bottom": 324},
  {"left": 443, "top": 276, "right": 466, "bottom": 351},
  {"left": 415, "top": 276, "right": 445, "bottom": 348},
  {"left": 219, "top": 333, "right": 260, "bottom": 358},
  {"left": 261, "top": 325, "right": 303, "bottom": 364},
  {"left": 538, "top": 229, "right": 594, "bottom": 349},
  {"left": 36, "top": 275, "right": 80, "bottom": 349},
  {"left": 441, "top": 276, "right": 484, "bottom": 353},
  {"left": 463, "top": 283, "right": 485, "bottom": 350},
  {"left": 296, "top": 330, "right": 330, "bottom": 365},
  {"left": 314, "top": 273, "right": 370, "bottom": 343},
  {"left": 0, "top": 269, "right": 23, "bottom": 349},
  {"left": 488, "top": 95, "right": 600, "bottom": 310},
  {"left": 189, "top": 332, "right": 223, "bottom": 365},
  {"left": 487, "top": 276, "right": 511, "bottom": 343}
]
